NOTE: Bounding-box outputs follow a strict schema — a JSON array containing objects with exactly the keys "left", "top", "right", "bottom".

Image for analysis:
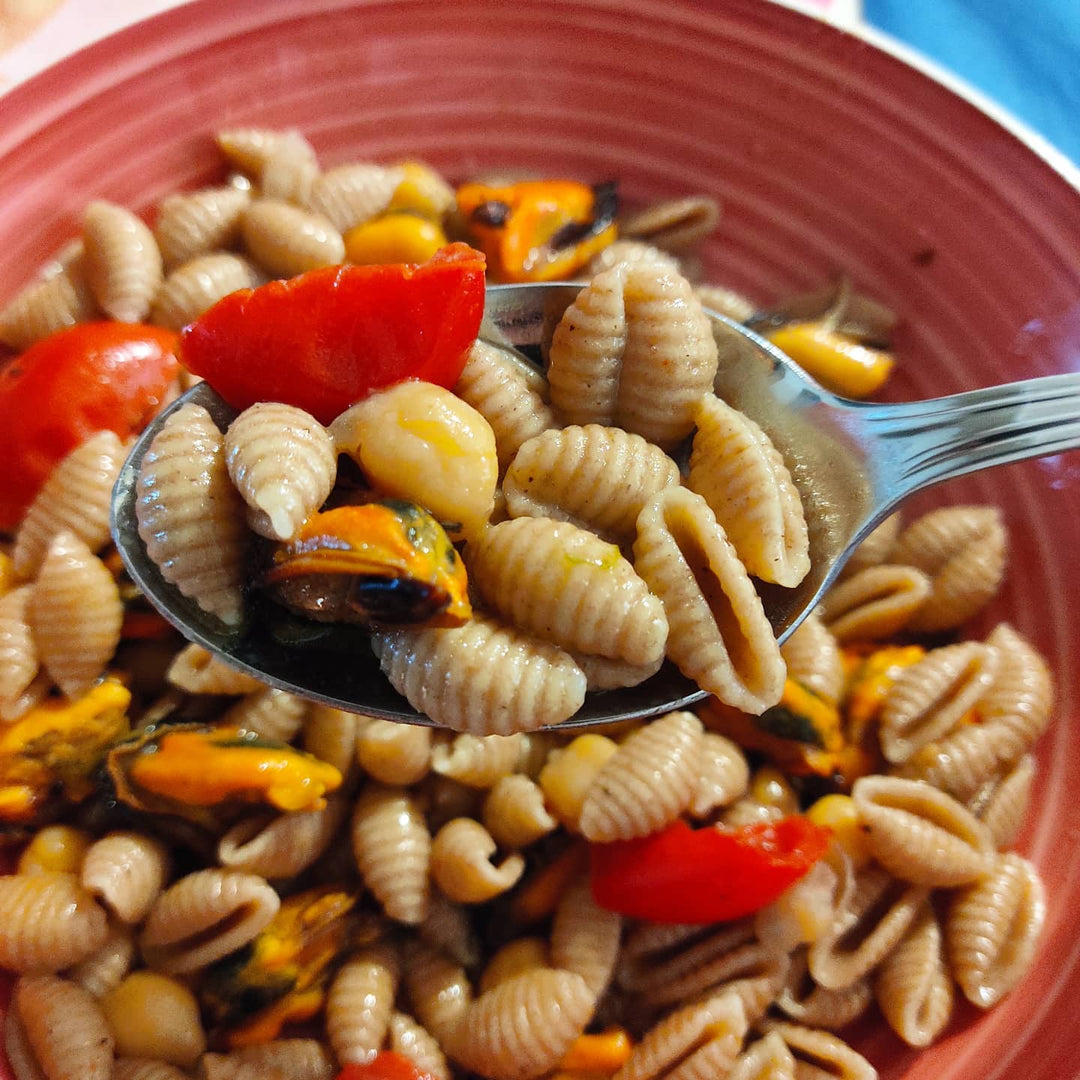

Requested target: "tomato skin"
[
  {"left": 335, "top": 1052, "right": 435, "bottom": 1080},
  {"left": 589, "top": 817, "right": 831, "bottom": 924},
  {"left": 180, "top": 244, "right": 486, "bottom": 425},
  {"left": 0, "top": 322, "right": 179, "bottom": 532}
]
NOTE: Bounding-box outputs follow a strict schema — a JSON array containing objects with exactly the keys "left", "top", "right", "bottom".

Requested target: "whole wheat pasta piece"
[
  {"left": 304, "top": 704, "right": 361, "bottom": 775},
  {"left": 81, "top": 831, "right": 171, "bottom": 925},
  {"left": 113, "top": 1061, "right": 195, "bottom": 1080},
  {"left": 139, "top": 869, "right": 280, "bottom": 975},
  {"left": 754, "top": 860, "right": 841, "bottom": 956},
  {"left": 550, "top": 873, "right": 622, "bottom": 999},
  {"left": 779, "top": 613, "right": 844, "bottom": 706},
  {"left": 776, "top": 950, "right": 872, "bottom": 1031},
  {"left": 979, "top": 623, "right": 1054, "bottom": 752},
  {"left": 372, "top": 614, "right": 587, "bottom": 735},
  {"left": 153, "top": 186, "right": 252, "bottom": 268},
  {"left": 356, "top": 718, "right": 432, "bottom": 785},
  {"left": 874, "top": 901, "right": 952, "bottom": 1048},
  {"left": 968, "top": 753, "right": 1036, "bottom": 849},
  {"left": 431, "top": 733, "right": 523, "bottom": 789},
  {"left": 879, "top": 642, "right": 999, "bottom": 764},
  {"left": 402, "top": 940, "right": 474, "bottom": 1042},
  {"left": 819, "top": 564, "right": 932, "bottom": 643},
  {"left": 758, "top": 1022, "right": 876, "bottom": 1080},
  {"left": 82, "top": 201, "right": 163, "bottom": 322},
  {"left": 547, "top": 265, "right": 627, "bottom": 428},
  {"left": 28, "top": 532, "right": 122, "bottom": 699},
  {"left": 259, "top": 131, "right": 321, "bottom": 204},
  {"left": 454, "top": 340, "right": 554, "bottom": 472},
  {"left": 13, "top": 431, "right": 125, "bottom": 578},
  {"left": 588, "top": 239, "right": 681, "bottom": 276},
  {"left": 224, "top": 401, "right": 337, "bottom": 541},
  {"left": 65, "top": 920, "right": 135, "bottom": 999},
  {"left": 241, "top": 199, "right": 345, "bottom": 277},
  {"left": 613, "top": 991, "right": 747, "bottom": 1080},
  {"left": 223, "top": 1040, "right": 333, "bottom": 1080},
  {"left": 727, "top": 1033, "right": 797, "bottom": 1080},
  {"left": 688, "top": 393, "right": 809, "bottom": 587},
  {"left": 621, "top": 195, "right": 721, "bottom": 252},
  {"left": 0, "top": 259, "right": 98, "bottom": 351},
  {"left": 0, "top": 875, "right": 108, "bottom": 973},
  {"left": 618, "top": 920, "right": 754, "bottom": 993},
  {"left": 471, "top": 517, "right": 668, "bottom": 666},
  {"left": 504, "top": 425, "right": 680, "bottom": 544},
  {"left": 150, "top": 251, "right": 263, "bottom": 330},
  {"left": 570, "top": 651, "right": 664, "bottom": 691},
  {"left": 634, "top": 486, "right": 786, "bottom": 714},
  {"left": 430, "top": 818, "right": 525, "bottom": 904},
  {"left": 326, "top": 942, "right": 401, "bottom": 1065},
  {"left": 136, "top": 402, "right": 249, "bottom": 626},
  {"left": 579, "top": 710, "right": 703, "bottom": 841},
  {"left": 13, "top": 974, "right": 113, "bottom": 1080},
  {"left": 305, "top": 162, "right": 404, "bottom": 232},
  {"left": 839, "top": 513, "right": 901, "bottom": 579},
  {"left": 165, "top": 642, "right": 264, "bottom": 695},
  {"left": 694, "top": 283, "right": 757, "bottom": 324},
  {"left": 217, "top": 795, "right": 347, "bottom": 879},
  {"left": 4, "top": 1008, "right": 45, "bottom": 1080},
  {"left": 891, "top": 505, "right": 1007, "bottom": 632},
  {"left": 0, "top": 584, "right": 39, "bottom": 707},
  {"left": 221, "top": 686, "right": 309, "bottom": 742},
  {"left": 417, "top": 891, "right": 482, "bottom": 968},
  {"left": 216, "top": 127, "right": 316, "bottom": 178},
  {"left": 618, "top": 262, "right": 720, "bottom": 449},
  {"left": 689, "top": 732, "right": 750, "bottom": 818},
  {"left": 351, "top": 784, "right": 430, "bottom": 924},
  {"left": 199, "top": 1055, "right": 287, "bottom": 1080},
  {"left": 482, "top": 774, "right": 557, "bottom": 850},
  {"left": 450, "top": 967, "right": 596, "bottom": 1080},
  {"left": 808, "top": 864, "right": 928, "bottom": 990},
  {"left": 946, "top": 852, "right": 1045, "bottom": 1009},
  {"left": 390, "top": 1011, "right": 450, "bottom": 1080},
  {"left": 852, "top": 775, "right": 994, "bottom": 887}
]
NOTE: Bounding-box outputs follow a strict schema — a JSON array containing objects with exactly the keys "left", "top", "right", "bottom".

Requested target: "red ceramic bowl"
[{"left": 1, "top": 1, "right": 1079, "bottom": 1077}]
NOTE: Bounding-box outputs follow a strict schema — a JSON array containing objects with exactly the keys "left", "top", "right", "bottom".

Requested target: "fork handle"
[{"left": 858, "top": 372, "right": 1080, "bottom": 500}]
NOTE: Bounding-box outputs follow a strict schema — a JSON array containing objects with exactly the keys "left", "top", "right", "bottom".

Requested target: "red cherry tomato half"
[{"left": 335, "top": 1052, "right": 436, "bottom": 1080}]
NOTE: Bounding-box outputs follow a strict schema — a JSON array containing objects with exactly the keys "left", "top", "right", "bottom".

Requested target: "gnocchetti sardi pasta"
[{"left": 0, "top": 125, "right": 1057, "bottom": 1080}]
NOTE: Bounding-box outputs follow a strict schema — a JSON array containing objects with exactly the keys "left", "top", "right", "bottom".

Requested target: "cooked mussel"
[{"left": 264, "top": 500, "right": 471, "bottom": 627}]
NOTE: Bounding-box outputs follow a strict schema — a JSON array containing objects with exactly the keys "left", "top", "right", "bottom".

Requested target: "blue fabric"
[{"left": 863, "top": 0, "right": 1080, "bottom": 167}]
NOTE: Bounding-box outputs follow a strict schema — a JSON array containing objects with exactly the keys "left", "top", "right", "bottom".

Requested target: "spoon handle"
[{"left": 860, "top": 372, "right": 1080, "bottom": 501}]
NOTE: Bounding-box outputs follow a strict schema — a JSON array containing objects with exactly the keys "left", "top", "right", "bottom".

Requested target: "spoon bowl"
[{"left": 111, "top": 281, "right": 1080, "bottom": 727}]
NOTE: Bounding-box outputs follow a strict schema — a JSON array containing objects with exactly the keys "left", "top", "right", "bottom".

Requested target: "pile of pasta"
[{"left": 0, "top": 128, "right": 1054, "bottom": 1080}]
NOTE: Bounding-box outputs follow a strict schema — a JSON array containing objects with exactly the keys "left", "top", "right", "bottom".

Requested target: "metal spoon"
[{"left": 111, "top": 281, "right": 1080, "bottom": 727}]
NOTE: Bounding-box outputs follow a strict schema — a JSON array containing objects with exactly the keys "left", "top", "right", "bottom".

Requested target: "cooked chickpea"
[{"left": 100, "top": 971, "right": 207, "bottom": 1066}]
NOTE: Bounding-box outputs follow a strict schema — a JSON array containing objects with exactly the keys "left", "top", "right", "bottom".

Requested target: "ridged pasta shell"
[
  {"left": 217, "top": 1041, "right": 334, "bottom": 1080},
  {"left": 879, "top": 642, "right": 999, "bottom": 764},
  {"left": 946, "top": 852, "right": 1045, "bottom": 1009},
  {"left": 113, "top": 1060, "right": 196, "bottom": 1080},
  {"left": 136, "top": 402, "right": 249, "bottom": 626},
  {"left": 840, "top": 512, "right": 900, "bottom": 579},
  {"left": 326, "top": 943, "right": 400, "bottom": 1065},
  {"left": 0, "top": 873, "right": 108, "bottom": 972},
  {"left": 153, "top": 187, "right": 252, "bottom": 267},
  {"left": 451, "top": 968, "right": 596, "bottom": 1080},
  {"left": 694, "top": 283, "right": 757, "bottom": 323},
  {"left": 14, "top": 431, "right": 125, "bottom": 579},
  {"left": 875, "top": 902, "right": 952, "bottom": 1047},
  {"left": 892, "top": 505, "right": 1007, "bottom": 632},
  {"left": 779, "top": 613, "right": 844, "bottom": 705},
  {"left": 66, "top": 922, "right": 136, "bottom": 999},
  {"left": 0, "top": 585, "right": 39, "bottom": 707},
  {"left": 165, "top": 642, "right": 265, "bottom": 695},
  {"left": 579, "top": 710, "right": 703, "bottom": 841},
  {"left": 390, "top": 1012, "right": 450, "bottom": 1080},
  {"left": 776, "top": 951, "right": 872, "bottom": 1031},
  {"left": 261, "top": 144, "right": 320, "bottom": 205},
  {"left": 482, "top": 775, "right": 556, "bottom": 850},
  {"left": 570, "top": 651, "right": 664, "bottom": 691},
  {"left": 224, "top": 401, "right": 337, "bottom": 540},
  {"left": 969, "top": 753, "right": 1036, "bottom": 849},
  {"left": 431, "top": 733, "right": 522, "bottom": 789},
  {"left": 633, "top": 486, "right": 786, "bottom": 714},
  {"left": 754, "top": 860, "right": 840, "bottom": 956},
  {"left": 151, "top": 252, "right": 262, "bottom": 330},
  {"left": 216, "top": 127, "right": 316, "bottom": 178},
  {"left": 758, "top": 1021, "right": 876, "bottom": 1080},
  {"left": 221, "top": 686, "right": 309, "bottom": 742},
  {"left": 2, "top": 1005, "right": 43, "bottom": 1080},
  {"left": 454, "top": 340, "right": 554, "bottom": 472},
  {"left": 588, "top": 239, "right": 681, "bottom": 276},
  {"left": 853, "top": 775, "right": 993, "bottom": 887},
  {"left": 688, "top": 393, "right": 810, "bottom": 587},
  {"left": 430, "top": 818, "right": 525, "bottom": 904},
  {"left": 81, "top": 831, "right": 171, "bottom": 925},
  {"left": 689, "top": 732, "right": 750, "bottom": 818},
  {"left": 726, "top": 1033, "right": 796, "bottom": 1080},
  {"left": 306, "top": 163, "right": 404, "bottom": 232},
  {"left": 241, "top": 199, "right": 345, "bottom": 277},
  {"left": 980, "top": 623, "right": 1054, "bottom": 752},
  {"left": 304, "top": 705, "right": 361, "bottom": 775},
  {"left": 819, "top": 564, "right": 932, "bottom": 642},
  {"left": 402, "top": 941, "right": 473, "bottom": 1042},
  {"left": 373, "top": 613, "right": 587, "bottom": 734},
  {"left": 82, "top": 201, "right": 163, "bottom": 322},
  {"left": 350, "top": 784, "right": 430, "bottom": 924},
  {"left": 355, "top": 718, "right": 432, "bottom": 785},
  {"left": 14, "top": 974, "right": 113, "bottom": 1080},
  {"left": 200, "top": 1055, "right": 287, "bottom": 1080},
  {"left": 897, "top": 720, "right": 1022, "bottom": 802},
  {"left": 470, "top": 517, "right": 668, "bottom": 666},
  {"left": 29, "top": 532, "right": 122, "bottom": 698},
  {"left": 140, "top": 869, "right": 280, "bottom": 974},
  {"left": 505, "top": 425, "right": 680, "bottom": 544},
  {"left": 620, "top": 195, "right": 721, "bottom": 252},
  {"left": 0, "top": 260, "right": 98, "bottom": 350},
  {"left": 550, "top": 874, "right": 621, "bottom": 999}
]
